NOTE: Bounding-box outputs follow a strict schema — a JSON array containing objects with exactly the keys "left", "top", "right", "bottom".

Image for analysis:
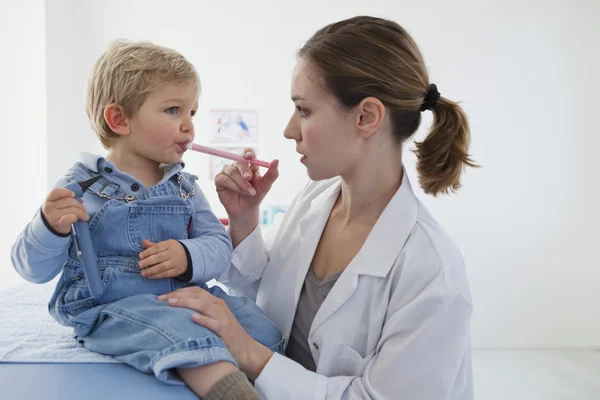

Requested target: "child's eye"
[
  {"left": 166, "top": 107, "right": 179, "bottom": 115},
  {"left": 191, "top": 110, "right": 197, "bottom": 118}
]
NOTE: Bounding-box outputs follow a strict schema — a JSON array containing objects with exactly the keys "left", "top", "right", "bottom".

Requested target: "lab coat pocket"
[{"left": 337, "top": 345, "right": 375, "bottom": 377}]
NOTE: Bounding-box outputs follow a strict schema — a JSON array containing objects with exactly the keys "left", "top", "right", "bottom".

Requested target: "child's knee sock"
[{"left": 205, "top": 370, "right": 263, "bottom": 400}]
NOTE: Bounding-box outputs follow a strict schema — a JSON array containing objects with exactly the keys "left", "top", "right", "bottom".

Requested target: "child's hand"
[
  {"left": 42, "top": 188, "right": 89, "bottom": 235},
  {"left": 138, "top": 239, "right": 188, "bottom": 279}
]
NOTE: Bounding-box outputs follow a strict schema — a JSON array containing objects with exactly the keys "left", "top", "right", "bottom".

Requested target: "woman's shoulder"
[{"left": 393, "top": 200, "right": 472, "bottom": 303}]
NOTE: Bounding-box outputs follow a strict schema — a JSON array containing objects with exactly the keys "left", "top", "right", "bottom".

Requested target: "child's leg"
[
  {"left": 79, "top": 295, "right": 239, "bottom": 385},
  {"left": 209, "top": 287, "right": 284, "bottom": 353},
  {"left": 178, "top": 363, "right": 263, "bottom": 400},
  {"left": 178, "top": 362, "right": 236, "bottom": 398},
  {"left": 79, "top": 295, "right": 262, "bottom": 398}
]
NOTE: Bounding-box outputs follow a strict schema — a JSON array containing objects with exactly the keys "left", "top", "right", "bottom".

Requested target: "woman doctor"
[{"left": 163, "top": 16, "right": 477, "bottom": 400}]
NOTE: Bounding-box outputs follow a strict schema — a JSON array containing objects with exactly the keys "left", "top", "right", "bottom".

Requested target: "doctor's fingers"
[
  {"left": 216, "top": 165, "right": 256, "bottom": 196},
  {"left": 158, "top": 286, "right": 219, "bottom": 303},
  {"left": 233, "top": 149, "right": 259, "bottom": 181},
  {"left": 166, "top": 296, "right": 227, "bottom": 318}
]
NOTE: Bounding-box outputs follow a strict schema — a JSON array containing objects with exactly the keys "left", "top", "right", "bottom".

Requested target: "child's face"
[{"left": 127, "top": 81, "right": 198, "bottom": 165}]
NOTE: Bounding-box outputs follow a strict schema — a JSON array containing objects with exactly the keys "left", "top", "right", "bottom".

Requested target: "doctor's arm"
[
  {"left": 212, "top": 152, "right": 282, "bottom": 297},
  {"left": 217, "top": 188, "right": 301, "bottom": 300},
  {"left": 254, "top": 289, "right": 473, "bottom": 400}
]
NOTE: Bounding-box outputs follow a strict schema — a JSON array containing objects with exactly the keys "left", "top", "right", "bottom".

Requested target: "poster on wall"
[{"left": 208, "top": 109, "right": 259, "bottom": 144}]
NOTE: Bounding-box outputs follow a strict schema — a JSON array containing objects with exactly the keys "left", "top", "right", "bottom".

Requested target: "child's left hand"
[{"left": 138, "top": 239, "right": 188, "bottom": 279}]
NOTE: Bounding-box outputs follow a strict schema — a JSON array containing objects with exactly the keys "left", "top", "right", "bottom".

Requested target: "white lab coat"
[{"left": 218, "top": 171, "right": 474, "bottom": 400}]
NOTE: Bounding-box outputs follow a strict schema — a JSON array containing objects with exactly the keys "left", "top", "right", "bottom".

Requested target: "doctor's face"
[{"left": 283, "top": 58, "right": 362, "bottom": 181}]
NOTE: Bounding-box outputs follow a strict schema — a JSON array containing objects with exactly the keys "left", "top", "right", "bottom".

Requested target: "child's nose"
[{"left": 181, "top": 119, "right": 194, "bottom": 133}]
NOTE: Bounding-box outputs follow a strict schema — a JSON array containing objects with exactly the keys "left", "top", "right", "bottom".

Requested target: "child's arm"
[
  {"left": 177, "top": 183, "right": 233, "bottom": 283},
  {"left": 11, "top": 178, "right": 84, "bottom": 283}
]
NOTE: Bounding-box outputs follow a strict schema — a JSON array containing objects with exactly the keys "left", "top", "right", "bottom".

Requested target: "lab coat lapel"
[
  {"left": 292, "top": 181, "right": 342, "bottom": 315},
  {"left": 309, "top": 262, "right": 359, "bottom": 338},
  {"left": 309, "top": 170, "right": 418, "bottom": 336}
]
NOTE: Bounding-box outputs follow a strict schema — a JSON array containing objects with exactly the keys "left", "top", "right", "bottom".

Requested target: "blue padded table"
[{"left": 0, "top": 363, "right": 197, "bottom": 399}]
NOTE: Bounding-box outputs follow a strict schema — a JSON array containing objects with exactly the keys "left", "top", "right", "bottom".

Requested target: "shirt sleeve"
[
  {"left": 216, "top": 225, "right": 269, "bottom": 300},
  {"left": 178, "top": 183, "right": 233, "bottom": 283},
  {"left": 11, "top": 177, "right": 72, "bottom": 283},
  {"left": 217, "top": 185, "right": 305, "bottom": 300}
]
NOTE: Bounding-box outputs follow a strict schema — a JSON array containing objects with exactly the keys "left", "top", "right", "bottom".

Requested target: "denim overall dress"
[{"left": 47, "top": 163, "right": 283, "bottom": 384}]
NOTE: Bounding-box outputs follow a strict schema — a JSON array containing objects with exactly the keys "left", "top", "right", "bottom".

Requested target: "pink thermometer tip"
[{"left": 186, "top": 143, "right": 272, "bottom": 168}]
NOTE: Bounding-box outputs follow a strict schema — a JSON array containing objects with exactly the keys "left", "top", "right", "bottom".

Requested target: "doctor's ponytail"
[
  {"left": 299, "top": 16, "right": 478, "bottom": 196},
  {"left": 414, "top": 88, "right": 477, "bottom": 195}
]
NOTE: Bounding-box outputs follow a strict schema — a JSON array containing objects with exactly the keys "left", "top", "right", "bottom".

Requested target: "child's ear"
[{"left": 103, "top": 104, "right": 131, "bottom": 135}]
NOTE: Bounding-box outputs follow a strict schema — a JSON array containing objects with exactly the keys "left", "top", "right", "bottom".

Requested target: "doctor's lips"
[{"left": 297, "top": 150, "right": 307, "bottom": 163}]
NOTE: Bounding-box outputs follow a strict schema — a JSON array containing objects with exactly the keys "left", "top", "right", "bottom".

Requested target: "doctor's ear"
[
  {"left": 355, "top": 97, "right": 385, "bottom": 139},
  {"left": 103, "top": 104, "right": 131, "bottom": 136}
]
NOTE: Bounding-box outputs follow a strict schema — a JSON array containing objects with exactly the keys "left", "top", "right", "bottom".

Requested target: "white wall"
[
  {"left": 46, "top": 0, "right": 86, "bottom": 187},
  {"left": 0, "top": 0, "right": 47, "bottom": 290},
  {"left": 6, "top": 0, "right": 600, "bottom": 349}
]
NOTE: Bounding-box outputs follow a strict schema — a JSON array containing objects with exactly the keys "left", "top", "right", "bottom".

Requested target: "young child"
[{"left": 11, "top": 40, "right": 282, "bottom": 400}]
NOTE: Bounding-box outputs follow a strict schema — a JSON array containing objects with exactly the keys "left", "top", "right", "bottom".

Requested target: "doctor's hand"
[
  {"left": 158, "top": 286, "right": 274, "bottom": 380},
  {"left": 138, "top": 239, "right": 188, "bottom": 279},
  {"left": 215, "top": 148, "right": 279, "bottom": 219}
]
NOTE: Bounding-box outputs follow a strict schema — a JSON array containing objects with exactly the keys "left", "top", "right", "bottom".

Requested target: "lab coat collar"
[
  {"left": 298, "top": 168, "right": 418, "bottom": 278},
  {"left": 294, "top": 181, "right": 341, "bottom": 306},
  {"left": 353, "top": 168, "right": 418, "bottom": 278},
  {"left": 307, "top": 168, "right": 418, "bottom": 338}
]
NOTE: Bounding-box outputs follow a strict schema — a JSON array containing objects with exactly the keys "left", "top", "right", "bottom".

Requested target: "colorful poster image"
[{"left": 208, "top": 109, "right": 259, "bottom": 144}]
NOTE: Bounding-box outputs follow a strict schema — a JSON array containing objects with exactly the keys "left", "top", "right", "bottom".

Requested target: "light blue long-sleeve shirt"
[{"left": 11, "top": 152, "right": 232, "bottom": 284}]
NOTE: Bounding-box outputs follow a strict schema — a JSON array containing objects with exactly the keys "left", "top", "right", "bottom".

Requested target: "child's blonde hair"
[{"left": 86, "top": 39, "right": 200, "bottom": 149}]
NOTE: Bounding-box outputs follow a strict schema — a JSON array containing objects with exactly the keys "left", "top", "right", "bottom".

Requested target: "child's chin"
[{"left": 161, "top": 154, "right": 183, "bottom": 165}]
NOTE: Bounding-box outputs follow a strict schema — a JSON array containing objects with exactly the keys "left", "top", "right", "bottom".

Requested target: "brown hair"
[
  {"left": 86, "top": 39, "right": 200, "bottom": 149},
  {"left": 298, "top": 16, "right": 477, "bottom": 195}
]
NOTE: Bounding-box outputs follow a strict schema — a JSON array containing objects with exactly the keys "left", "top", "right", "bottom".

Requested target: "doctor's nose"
[{"left": 284, "top": 114, "right": 301, "bottom": 141}]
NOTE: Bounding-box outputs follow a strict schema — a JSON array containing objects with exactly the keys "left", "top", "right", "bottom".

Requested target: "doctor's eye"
[{"left": 295, "top": 105, "right": 309, "bottom": 118}]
